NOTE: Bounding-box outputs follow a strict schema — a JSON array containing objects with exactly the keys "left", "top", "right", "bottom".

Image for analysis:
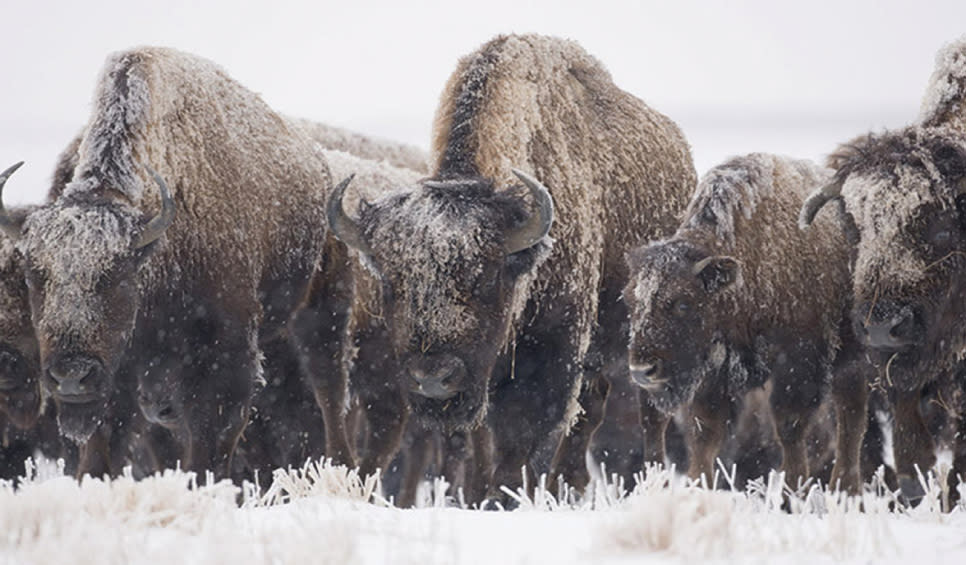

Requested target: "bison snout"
[
  {"left": 47, "top": 354, "right": 104, "bottom": 402},
  {"left": 630, "top": 358, "right": 666, "bottom": 389},
  {"left": 139, "top": 391, "right": 181, "bottom": 427},
  {"left": 855, "top": 302, "right": 921, "bottom": 351},
  {"left": 408, "top": 355, "right": 466, "bottom": 400}
]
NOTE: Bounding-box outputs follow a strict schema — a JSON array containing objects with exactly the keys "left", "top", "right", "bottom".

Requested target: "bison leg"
[
  {"left": 640, "top": 393, "right": 671, "bottom": 468},
  {"left": 951, "top": 410, "right": 966, "bottom": 508},
  {"left": 393, "top": 425, "right": 437, "bottom": 508},
  {"left": 584, "top": 285, "right": 645, "bottom": 488},
  {"left": 356, "top": 391, "right": 408, "bottom": 480},
  {"left": 488, "top": 328, "right": 583, "bottom": 503},
  {"left": 828, "top": 360, "right": 869, "bottom": 494},
  {"left": 291, "top": 281, "right": 354, "bottom": 467},
  {"left": 182, "top": 340, "right": 254, "bottom": 479},
  {"left": 589, "top": 375, "right": 645, "bottom": 490},
  {"left": 440, "top": 430, "right": 471, "bottom": 500},
  {"left": 686, "top": 376, "right": 733, "bottom": 484},
  {"left": 467, "top": 424, "right": 494, "bottom": 505},
  {"left": 350, "top": 320, "right": 408, "bottom": 480},
  {"left": 892, "top": 386, "right": 936, "bottom": 503},
  {"left": 549, "top": 378, "right": 602, "bottom": 493}
]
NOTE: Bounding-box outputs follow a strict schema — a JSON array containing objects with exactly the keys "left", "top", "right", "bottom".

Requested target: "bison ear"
[
  {"left": 693, "top": 255, "right": 739, "bottom": 293},
  {"left": 934, "top": 143, "right": 966, "bottom": 190}
]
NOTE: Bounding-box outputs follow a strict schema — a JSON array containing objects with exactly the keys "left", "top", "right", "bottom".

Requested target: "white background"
[{"left": 2, "top": 0, "right": 965, "bottom": 203}]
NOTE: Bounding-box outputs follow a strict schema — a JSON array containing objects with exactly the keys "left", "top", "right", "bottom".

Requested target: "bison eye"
[
  {"left": 931, "top": 229, "right": 953, "bottom": 247},
  {"left": 670, "top": 298, "right": 692, "bottom": 317}
]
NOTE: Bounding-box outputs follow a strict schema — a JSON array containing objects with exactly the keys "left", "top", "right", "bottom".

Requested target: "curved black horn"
[
  {"left": 326, "top": 174, "right": 372, "bottom": 255},
  {"left": 0, "top": 161, "right": 26, "bottom": 240},
  {"left": 798, "top": 179, "right": 843, "bottom": 229},
  {"left": 135, "top": 166, "right": 176, "bottom": 249},
  {"left": 506, "top": 168, "right": 554, "bottom": 254}
]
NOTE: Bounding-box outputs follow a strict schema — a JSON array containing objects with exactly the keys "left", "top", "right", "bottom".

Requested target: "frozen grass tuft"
[
  {"left": 253, "top": 457, "right": 383, "bottom": 507},
  {"left": 1, "top": 457, "right": 964, "bottom": 564}
]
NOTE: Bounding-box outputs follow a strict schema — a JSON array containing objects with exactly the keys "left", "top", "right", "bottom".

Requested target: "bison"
[
  {"left": 327, "top": 34, "right": 696, "bottom": 502},
  {"left": 799, "top": 38, "right": 966, "bottom": 502},
  {"left": 0, "top": 47, "right": 335, "bottom": 479},
  {"left": 0, "top": 136, "right": 93, "bottom": 478},
  {"left": 134, "top": 132, "right": 426, "bottom": 480},
  {"left": 626, "top": 153, "right": 871, "bottom": 492}
]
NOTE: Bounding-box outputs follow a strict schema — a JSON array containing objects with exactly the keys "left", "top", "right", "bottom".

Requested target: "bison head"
[
  {"left": 327, "top": 170, "right": 553, "bottom": 430},
  {"left": 624, "top": 239, "right": 739, "bottom": 413},
  {"left": 801, "top": 127, "right": 966, "bottom": 390},
  {"left": 0, "top": 164, "right": 175, "bottom": 441}
]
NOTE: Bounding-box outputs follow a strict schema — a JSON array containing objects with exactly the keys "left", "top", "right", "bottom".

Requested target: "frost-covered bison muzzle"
[
  {"left": 406, "top": 353, "right": 467, "bottom": 400},
  {"left": 852, "top": 299, "right": 923, "bottom": 353},
  {"left": 629, "top": 357, "right": 666, "bottom": 390},
  {"left": 45, "top": 353, "right": 108, "bottom": 403},
  {"left": 138, "top": 386, "right": 182, "bottom": 428}
]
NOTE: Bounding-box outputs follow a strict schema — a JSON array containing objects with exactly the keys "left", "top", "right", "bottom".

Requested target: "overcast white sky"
[{"left": 1, "top": 0, "right": 965, "bottom": 203}]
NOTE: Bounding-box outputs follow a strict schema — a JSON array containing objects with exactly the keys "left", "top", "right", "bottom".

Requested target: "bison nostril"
[{"left": 630, "top": 358, "right": 664, "bottom": 384}]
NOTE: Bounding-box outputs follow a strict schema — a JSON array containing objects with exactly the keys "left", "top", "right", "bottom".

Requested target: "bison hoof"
[{"left": 898, "top": 475, "right": 926, "bottom": 506}]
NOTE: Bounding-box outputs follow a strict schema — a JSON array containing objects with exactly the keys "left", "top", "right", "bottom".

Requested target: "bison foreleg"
[
  {"left": 550, "top": 378, "right": 601, "bottom": 493},
  {"left": 393, "top": 424, "right": 437, "bottom": 508},
  {"left": 640, "top": 392, "right": 671, "bottom": 468},
  {"left": 686, "top": 378, "right": 733, "bottom": 484},
  {"left": 183, "top": 349, "right": 253, "bottom": 480},
  {"left": 892, "top": 386, "right": 937, "bottom": 503},
  {"left": 589, "top": 375, "right": 644, "bottom": 489},
  {"left": 356, "top": 391, "right": 408, "bottom": 480},
  {"left": 829, "top": 361, "right": 869, "bottom": 494},
  {"left": 488, "top": 330, "right": 583, "bottom": 503},
  {"left": 291, "top": 285, "right": 353, "bottom": 467}
]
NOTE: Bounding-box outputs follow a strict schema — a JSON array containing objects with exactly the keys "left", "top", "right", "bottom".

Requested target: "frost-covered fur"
[
  {"left": 342, "top": 34, "right": 696, "bottom": 501},
  {"left": 626, "top": 154, "right": 859, "bottom": 487},
  {"left": 292, "top": 118, "right": 429, "bottom": 174},
  {"left": 0, "top": 226, "right": 43, "bottom": 430},
  {"left": 920, "top": 36, "right": 966, "bottom": 131},
  {"left": 15, "top": 47, "right": 332, "bottom": 478}
]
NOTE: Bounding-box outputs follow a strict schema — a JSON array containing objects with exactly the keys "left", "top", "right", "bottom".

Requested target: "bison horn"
[
  {"left": 135, "top": 166, "right": 176, "bottom": 249},
  {"left": 798, "top": 179, "right": 843, "bottom": 229},
  {"left": 505, "top": 168, "right": 554, "bottom": 254},
  {"left": 0, "top": 161, "right": 26, "bottom": 240},
  {"left": 326, "top": 174, "right": 373, "bottom": 256}
]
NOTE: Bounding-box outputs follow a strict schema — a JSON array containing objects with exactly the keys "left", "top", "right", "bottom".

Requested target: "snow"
[{"left": 2, "top": 459, "right": 965, "bottom": 564}]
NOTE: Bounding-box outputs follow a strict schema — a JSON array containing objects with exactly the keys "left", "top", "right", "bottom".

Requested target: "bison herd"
[{"left": 0, "top": 33, "right": 964, "bottom": 509}]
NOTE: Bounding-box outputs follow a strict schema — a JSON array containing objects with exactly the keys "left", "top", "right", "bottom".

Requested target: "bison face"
[
  {"left": 19, "top": 202, "right": 156, "bottom": 440},
  {"left": 0, "top": 242, "right": 43, "bottom": 429},
  {"left": 805, "top": 128, "right": 966, "bottom": 390},
  {"left": 328, "top": 172, "right": 553, "bottom": 430},
  {"left": 2, "top": 169, "right": 175, "bottom": 442},
  {"left": 625, "top": 240, "right": 738, "bottom": 414},
  {"left": 137, "top": 355, "right": 185, "bottom": 431}
]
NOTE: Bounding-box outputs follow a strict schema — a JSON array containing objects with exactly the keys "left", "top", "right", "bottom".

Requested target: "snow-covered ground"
[{"left": 2, "top": 458, "right": 965, "bottom": 564}]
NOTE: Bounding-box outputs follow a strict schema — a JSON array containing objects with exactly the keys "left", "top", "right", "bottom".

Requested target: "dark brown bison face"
[
  {"left": 0, "top": 167, "right": 42, "bottom": 428},
  {"left": 0, "top": 165, "right": 174, "bottom": 441},
  {"left": 0, "top": 250, "right": 42, "bottom": 429},
  {"left": 328, "top": 171, "right": 553, "bottom": 430},
  {"left": 801, "top": 128, "right": 966, "bottom": 390},
  {"left": 137, "top": 355, "right": 184, "bottom": 430},
  {"left": 624, "top": 240, "right": 739, "bottom": 414}
]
